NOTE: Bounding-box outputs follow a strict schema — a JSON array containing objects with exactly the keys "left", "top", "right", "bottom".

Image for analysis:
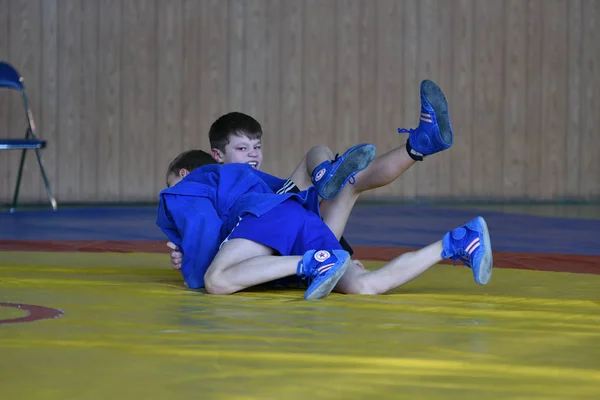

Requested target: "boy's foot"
[
  {"left": 398, "top": 79, "right": 453, "bottom": 160},
  {"left": 311, "top": 144, "right": 376, "bottom": 200},
  {"left": 297, "top": 249, "right": 350, "bottom": 299},
  {"left": 441, "top": 216, "right": 493, "bottom": 285}
]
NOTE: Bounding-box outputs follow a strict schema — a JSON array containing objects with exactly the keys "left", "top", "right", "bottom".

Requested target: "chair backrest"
[{"left": 0, "top": 61, "right": 25, "bottom": 91}]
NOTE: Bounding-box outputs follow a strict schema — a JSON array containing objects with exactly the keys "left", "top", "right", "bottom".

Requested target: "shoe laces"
[
  {"left": 397, "top": 128, "right": 415, "bottom": 135},
  {"left": 451, "top": 250, "right": 471, "bottom": 268}
]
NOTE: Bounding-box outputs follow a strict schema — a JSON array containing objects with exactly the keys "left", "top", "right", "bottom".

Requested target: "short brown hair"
[{"left": 209, "top": 112, "right": 263, "bottom": 153}]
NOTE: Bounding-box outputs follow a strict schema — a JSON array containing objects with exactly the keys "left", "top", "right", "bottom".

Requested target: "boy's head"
[
  {"left": 209, "top": 112, "right": 263, "bottom": 170},
  {"left": 166, "top": 149, "right": 217, "bottom": 188}
]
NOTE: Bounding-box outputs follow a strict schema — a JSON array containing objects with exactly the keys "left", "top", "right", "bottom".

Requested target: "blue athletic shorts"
[{"left": 223, "top": 198, "right": 343, "bottom": 256}]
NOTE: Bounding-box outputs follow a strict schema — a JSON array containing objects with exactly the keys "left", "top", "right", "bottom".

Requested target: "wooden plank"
[
  {"left": 303, "top": 0, "right": 336, "bottom": 151},
  {"left": 262, "top": 0, "right": 282, "bottom": 176},
  {"left": 242, "top": 0, "right": 267, "bottom": 130},
  {"left": 472, "top": 0, "right": 505, "bottom": 198},
  {"left": 524, "top": 0, "right": 543, "bottom": 199},
  {"left": 435, "top": 0, "right": 455, "bottom": 197},
  {"left": 373, "top": 0, "right": 405, "bottom": 199},
  {"left": 181, "top": 0, "right": 202, "bottom": 152},
  {"left": 502, "top": 0, "right": 528, "bottom": 198},
  {"left": 228, "top": 0, "right": 245, "bottom": 112},
  {"left": 581, "top": 0, "right": 600, "bottom": 197},
  {"left": 199, "top": 0, "right": 229, "bottom": 149},
  {"left": 8, "top": 0, "right": 43, "bottom": 203},
  {"left": 566, "top": 0, "right": 583, "bottom": 197},
  {"left": 335, "top": 0, "right": 360, "bottom": 152},
  {"left": 155, "top": 0, "right": 183, "bottom": 192},
  {"left": 279, "top": 0, "right": 304, "bottom": 178},
  {"left": 56, "top": 0, "right": 82, "bottom": 202},
  {"left": 40, "top": 0, "right": 59, "bottom": 206},
  {"left": 97, "top": 0, "right": 122, "bottom": 201},
  {"left": 358, "top": 0, "right": 376, "bottom": 179},
  {"left": 540, "top": 0, "right": 568, "bottom": 199},
  {"left": 79, "top": 0, "right": 99, "bottom": 201},
  {"left": 0, "top": 0, "right": 9, "bottom": 205},
  {"left": 120, "top": 0, "right": 157, "bottom": 201},
  {"left": 450, "top": 0, "right": 474, "bottom": 198},
  {"left": 415, "top": 0, "right": 441, "bottom": 198}
]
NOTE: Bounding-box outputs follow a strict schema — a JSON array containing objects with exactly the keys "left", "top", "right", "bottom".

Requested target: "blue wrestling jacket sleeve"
[{"left": 157, "top": 183, "right": 223, "bottom": 289}]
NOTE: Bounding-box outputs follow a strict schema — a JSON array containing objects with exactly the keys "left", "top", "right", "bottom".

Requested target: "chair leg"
[
  {"left": 34, "top": 148, "right": 58, "bottom": 211},
  {"left": 10, "top": 149, "right": 28, "bottom": 213}
]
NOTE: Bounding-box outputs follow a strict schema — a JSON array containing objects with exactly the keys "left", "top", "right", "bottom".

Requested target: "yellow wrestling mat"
[{"left": 1, "top": 251, "right": 600, "bottom": 399}]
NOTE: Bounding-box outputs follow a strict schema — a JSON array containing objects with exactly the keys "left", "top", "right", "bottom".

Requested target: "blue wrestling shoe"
[
  {"left": 441, "top": 216, "right": 493, "bottom": 285},
  {"left": 297, "top": 249, "right": 351, "bottom": 299},
  {"left": 311, "top": 144, "right": 376, "bottom": 200},
  {"left": 398, "top": 80, "right": 453, "bottom": 160}
]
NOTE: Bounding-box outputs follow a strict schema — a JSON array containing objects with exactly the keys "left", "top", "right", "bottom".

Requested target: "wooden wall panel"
[
  {"left": 503, "top": 0, "right": 527, "bottom": 198},
  {"left": 56, "top": 0, "right": 82, "bottom": 201},
  {"left": 80, "top": 0, "right": 100, "bottom": 201},
  {"left": 473, "top": 0, "right": 505, "bottom": 198},
  {"left": 524, "top": 0, "right": 543, "bottom": 199},
  {"left": 40, "top": 0, "right": 59, "bottom": 204},
  {"left": 450, "top": 0, "right": 474, "bottom": 198},
  {"left": 120, "top": 0, "right": 156, "bottom": 201},
  {"left": 155, "top": 0, "right": 183, "bottom": 193},
  {"left": 1, "top": 0, "right": 599, "bottom": 205},
  {"left": 397, "top": 0, "right": 418, "bottom": 199},
  {"left": 581, "top": 0, "right": 600, "bottom": 197},
  {"left": 303, "top": 0, "right": 336, "bottom": 153},
  {"left": 262, "top": 0, "right": 282, "bottom": 177},
  {"left": 566, "top": 0, "right": 583, "bottom": 197},
  {"left": 0, "top": 0, "right": 9, "bottom": 204},
  {"left": 374, "top": 0, "right": 405, "bottom": 198},
  {"left": 8, "top": 0, "right": 42, "bottom": 203},
  {"left": 279, "top": 0, "right": 303, "bottom": 179},
  {"left": 540, "top": 0, "right": 568, "bottom": 200},
  {"left": 96, "top": 0, "right": 121, "bottom": 201}
]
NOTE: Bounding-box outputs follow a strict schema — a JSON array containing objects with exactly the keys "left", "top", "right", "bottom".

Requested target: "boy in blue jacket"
[
  {"left": 158, "top": 146, "right": 494, "bottom": 299},
  {"left": 158, "top": 144, "right": 378, "bottom": 299}
]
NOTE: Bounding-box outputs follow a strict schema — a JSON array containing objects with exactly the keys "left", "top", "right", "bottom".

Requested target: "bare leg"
[
  {"left": 287, "top": 146, "right": 334, "bottom": 191},
  {"left": 204, "top": 238, "right": 300, "bottom": 295},
  {"left": 334, "top": 241, "right": 443, "bottom": 294},
  {"left": 288, "top": 144, "right": 415, "bottom": 195},
  {"left": 350, "top": 144, "right": 416, "bottom": 194},
  {"left": 319, "top": 185, "right": 360, "bottom": 239}
]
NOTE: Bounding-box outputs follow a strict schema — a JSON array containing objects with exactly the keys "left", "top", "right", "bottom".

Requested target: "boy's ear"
[
  {"left": 179, "top": 168, "right": 190, "bottom": 178},
  {"left": 211, "top": 148, "right": 224, "bottom": 163}
]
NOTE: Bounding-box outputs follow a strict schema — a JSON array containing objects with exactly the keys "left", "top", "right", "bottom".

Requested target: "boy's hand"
[
  {"left": 167, "top": 242, "right": 183, "bottom": 270},
  {"left": 352, "top": 259, "right": 365, "bottom": 269}
]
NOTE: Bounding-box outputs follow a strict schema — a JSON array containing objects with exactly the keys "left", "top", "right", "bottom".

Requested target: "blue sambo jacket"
[{"left": 156, "top": 163, "right": 320, "bottom": 289}]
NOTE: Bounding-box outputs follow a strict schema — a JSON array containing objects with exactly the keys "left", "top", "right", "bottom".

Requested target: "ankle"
[{"left": 406, "top": 139, "right": 424, "bottom": 161}]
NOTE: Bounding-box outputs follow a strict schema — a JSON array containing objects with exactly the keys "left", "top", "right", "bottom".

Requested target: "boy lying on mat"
[{"left": 156, "top": 146, "right": 493, "bottom": 300}]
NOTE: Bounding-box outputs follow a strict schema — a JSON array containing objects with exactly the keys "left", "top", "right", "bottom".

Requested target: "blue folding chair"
[{"left": 0, "top": 61, "right": 57, "bottom": 212}]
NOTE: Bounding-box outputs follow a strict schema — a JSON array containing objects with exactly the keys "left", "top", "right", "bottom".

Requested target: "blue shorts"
[{"left": 224, "top": 198, "right": 343, "bottom": 256}]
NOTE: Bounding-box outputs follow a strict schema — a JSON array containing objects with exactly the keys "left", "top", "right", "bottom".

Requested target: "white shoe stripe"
[
  {"left": 465, "top": 238, "right": 480, "bottom": 254},
  {"left": 317, "top": 263, "right": 335, "bottom": 273}
]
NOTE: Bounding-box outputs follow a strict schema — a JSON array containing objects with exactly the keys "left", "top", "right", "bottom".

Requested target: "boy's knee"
[
  {"left": 204, "top": 269, "right": 234, "bottom": 295},
  {"left": 342, "top": 280, "right": 379, "bottom": 295}
]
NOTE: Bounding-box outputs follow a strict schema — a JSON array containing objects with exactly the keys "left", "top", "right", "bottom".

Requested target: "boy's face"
[{"left": 212, "top": 134, "right": 263, "bottom": 170}]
